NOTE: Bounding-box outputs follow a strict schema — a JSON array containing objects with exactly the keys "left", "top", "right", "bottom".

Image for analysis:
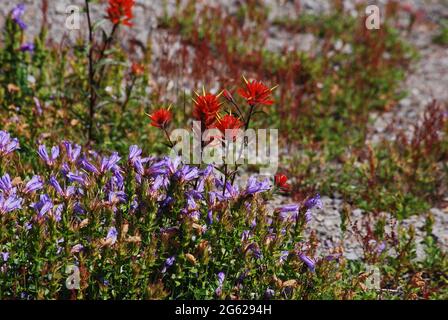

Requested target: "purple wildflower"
[
  {"left": 53, "top": 204, "right": 64, "bottom": 222},
  {"left": 66, "top": 172, "right": 86, "bottom": 185},
  {"left": 246, "top": 242, "right": 262, "bottom": 259},
  {"left": 50, "top": 176, "right": 75, "bottom": 199},
  {"left": 182, "top": 190, "right": 202, "bottom": 219},
  {"left": 217, "top": 271, "right": 225, "bottom": 284},
  {"left": 70, "top": 244, "right": 84, "bottom": 254},
  {"left": 0, "top": 193, "right": 23, "bottom": 214},
  {"left": 185, "top": 191, "right": 199, "bottom": 209},
  {"left": 244, "top": 177, "right": 271, "bottom": 195},
  {"left": 112, "top": 169, "right": 124, "bottom": 189},
  {"left": 37, "top": 145, "right": 59, "bottom": 166},
  {"left": 304, "top": 209, "right": 312, "bottom": 224},
  {"left": 215, "top": 271, "right": 225, "bottom": 296},
  {"left": 241, "top": 230, "right": 251, "bottom": 242},
  {"left": 108, "top": 191, "right": 127, "bottom": 205},
  {"left": 49, "top": 176, "right": 63, "bottom": 196},
  {"left": 20, "top": 42, "right": 34, "bottom": 52},
  {"left": 24, "top": 221, "right": 32, "bottom": 230},
  {"left": 151, "top": 175, "right": 169, "bottom": 192},
  {"left": 56, "top": 238, "right": 64, "bottom": 255},
  {"left": 80, "top": 156, "right": 99, "bottom": 175},
  {"left": 31, "top": 194, "right": 53, "bottom": 218},
  {"left": 33, "top": 97, "right": 43, "bottom": 115},
  {"left": 0, "top": 131, "right": 20, "bottom": 156},
  {"left": 60, "top": 162, "right": 70, "bottom": 176},
  {"left": 279, "top": 251, "right": 289, "bottom": 264},
  {"left": 23, "top": 175, "right": 43, "bottom": 194},
  {"left": 276, "top": 204, "right": 299, "bottom": 222},
  {"left": 147, "top": 159, "right": 169, "bottom": 177},
  {"left": 264, "top": 288, "right": 275, "bottom": 299},
  {"left": 213, "top": 180, "right": 239, "bottom": 200},
  {"left": 305, "top": 194, "right": 323, "bottom": 210},
  {"left": 159, "top": 196, "right": 173, "bottom": 211},
  {"left": 377, "top": 241, "right": 386, "bottom": 254},
  {"left": 73, "top": 202, "right": 86, "bottom": 215},
  {"left": 174, "top": 165, "right": 199, "bottom": 183},
  {"left": 1, "top": 252, "right": 9, "bottom": 263},
  {"left": 65, "top": 186, "right": 76, "bottom": 198},
  {"left": 298, "top": 252, "right": 315, "bottom": 272},
  {"left": 100, "top": 152, "right": 121, "bottom": 173},
  {"left": 303, "top": 194, "right": 322, "bottom": 224},
  {"left": 133, "top": 158, "right": 144, "bottom": 176},
  {"left": 0, "top": 174, "right": 15, "bottom": 194},
  {"left": 166, "top": 156, "right": 181, "bottom": 175},
  {"left": 62, "top": 141, "right": 81, "bottom": 163},
  {"left": 207, "top": 210, "right": 213, "bottom": 225},
  {"left": 106, "top": 227, "right": 118, "bottom": 245},
  {"left": 128, "top": 145, "right": 142, "bottom": 163},
  {"left": 250, "top": 218, "right": 257, "bottom": 228},
  {"left": 161, "top": 256, "right": 175, "bottom": 273},
  {"left": 197, "top": 165, "right": 214, "bottom": 192},
  {"left": 11, "top": 4, "right": 27, "bottom": 30}
]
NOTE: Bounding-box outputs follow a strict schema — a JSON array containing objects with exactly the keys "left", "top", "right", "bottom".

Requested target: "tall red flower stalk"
[
  {"left": 84, "top": 0, "right": 135, "bottom": 143},
  {"left": 228, "top": 78, "right": 276, "bottom": 185}
]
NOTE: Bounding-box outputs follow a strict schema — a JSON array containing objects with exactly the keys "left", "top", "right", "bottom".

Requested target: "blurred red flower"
[
  {"left": 274, "top": 174, "right": 290, "bottom": 191},
  {"left": 238, "top": 78, "right": 275, "bottom": 106},
  {"left": 131, "top": 62, "right": 144, "bottom": 76},
  {"left": 193, "top": 92, "right": 223, "bottom": 128},
  {"left": 148, "top": 108, "right": 172, "bottom": 129},
  {"left": 107, "top": 0, "right": 135, "bottom": 27}
]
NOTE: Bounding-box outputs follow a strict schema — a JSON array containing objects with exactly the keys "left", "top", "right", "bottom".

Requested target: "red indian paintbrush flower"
[
  {"left": 193, "top": 90, "right": 223, "bottom": 128},
  {"left": 107, "top": 0, "right": 135, "bottom": 27},
  {"left": 274, "top": 174, "right": 290, "bottom": 191},
  {"left": 215, "top": 114, "right": 243, "bottom": 140},
  {"left": 237, "top": 77, "right": 275, "bottom": 106},
  {"left": 148, "top": 108, "right": 172, "bottom": 129}
]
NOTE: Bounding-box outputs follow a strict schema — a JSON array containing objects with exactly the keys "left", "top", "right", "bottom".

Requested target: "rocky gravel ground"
[{"left": 1, "top": 0, "right": 447, "bottom": 260}]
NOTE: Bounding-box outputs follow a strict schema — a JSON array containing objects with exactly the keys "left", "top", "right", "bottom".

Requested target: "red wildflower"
[
  {"left": 237, "top": 78, "right": 275, "bottom": 106},
  {"left": 148, "top": 108, "right": 172, "bottom": 129},
  {"left": 107, "top": 0, "right": 135, "bottom": 27},
  {"left": 215, "top": 114, "right": 243, "bottom": 140},
  {"left": 193, "top": 91, "right": 223, "bottom": 128},
  {"left": 131, "top": 62, "right": 144, "bottom": 76},
  {"left": 274, "top": 174, "right": 290, "bottom": 191}
]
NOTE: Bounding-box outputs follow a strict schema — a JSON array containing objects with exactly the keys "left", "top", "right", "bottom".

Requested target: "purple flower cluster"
[{"left": 1, "top": 135, "right": 324, "bottom": 289}]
